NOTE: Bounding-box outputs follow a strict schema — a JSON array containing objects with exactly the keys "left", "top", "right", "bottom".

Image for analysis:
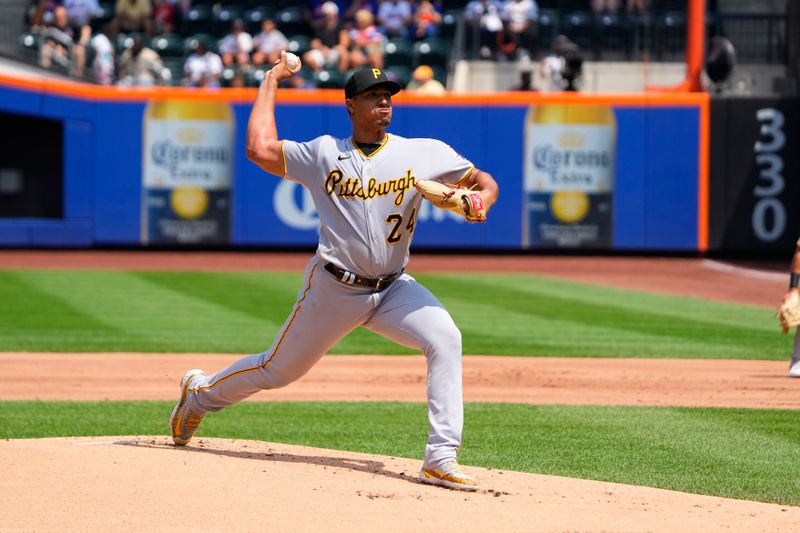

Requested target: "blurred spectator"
[
  {"left": 112, "top": 0, "right": 153, "bottom": 36},
  {"left": 512, "top": 69, "right": 535, "bottom": 90},
  {"left": 218, "top": 19, "right": 253, "bottom": 68},
  {"left": 64, "top": 0, "right": 101, "bottom": 34},
  {"left": 117, "top": 35, "right": 165, "bottom": 86},
  {"left": 591, "top": 0, "right": 620, "bottom": 15},
  {"left": 304, "top": 2, "right": 349, "bottom": 72},
  {"left": 540, "top": 35, "right": 584, "bottom": 92},
  {"left": 501, "top": 0, "right": 537, "bottom": 59},
  {"left": 377, "top": 0, "right": 412, "bottom": 38},
  {"left": 89, "top": 19, "right": 115, "bottom": 85},
  {"left": 510, "top": 55, "right": 535, "bottom": 90},
  {"left": 26, "top": 1, "right": 61, "bottom": 30},
  {"left": 343, "top": 0, "right": 378, "bottom": 27},
  {"left": 39, "top": 6, "right": 75, "bottom": 73},
  {"left": 63, "top": 0, "right": 100, "bottom": 77},
  {"left": 539, "top": 34, "right": 568, "bottom": 92},
  {"left": 308, "top": 0, "right": 346, "bottom": 29},
  {"left": 406, "top": 64, "right": 445, "bottom": 95},
  {"left": 152, "top": 0, "right": 176, "bottom": 35},
  {"left": 411, "top": 0, "right": 441, "bottom": 41},
  {"left": 251, "top": 19, "right": 289, "bottom": 68},
  {"left": 348, "top": 9, "right": 384, "bottom": 69},
  {"left": 464, "top": 0, "right": 504, "bottom": 59},
  {"left": 228, "top": 69, "right": 248, "bottom": 88},
  {"left": 183, "top": 40, "right": 223, "bottom": 88}
]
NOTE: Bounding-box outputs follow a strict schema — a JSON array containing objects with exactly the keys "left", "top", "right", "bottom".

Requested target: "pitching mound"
[{"left": 1, "top": 436, "right": 797, "bottom": 532}]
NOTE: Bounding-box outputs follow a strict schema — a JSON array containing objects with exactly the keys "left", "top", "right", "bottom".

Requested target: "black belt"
[{"left": 324, "top": 263, "right": 401, "bottom": 292}]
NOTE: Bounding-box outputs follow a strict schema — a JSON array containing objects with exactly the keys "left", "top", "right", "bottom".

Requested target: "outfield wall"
[{"left": 0, "top": 74, "right": 709, "bottom": 251}]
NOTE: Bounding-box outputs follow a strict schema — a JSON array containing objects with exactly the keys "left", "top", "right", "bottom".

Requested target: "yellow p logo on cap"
[{"left": 372, "top": 68, "right": 381, "bottom": 79}]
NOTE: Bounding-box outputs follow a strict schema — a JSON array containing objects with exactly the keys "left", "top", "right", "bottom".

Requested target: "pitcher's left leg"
[{"left": 363, "top": 275, "right": 464, "bottom": 468}]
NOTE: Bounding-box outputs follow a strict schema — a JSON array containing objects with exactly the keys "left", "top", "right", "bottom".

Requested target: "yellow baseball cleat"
[
  {"left": 418, "top": 462, "right": 479, "bottom": 491},
  {"left": 169, "top": 369, "right": 206, "bottom": 446}
]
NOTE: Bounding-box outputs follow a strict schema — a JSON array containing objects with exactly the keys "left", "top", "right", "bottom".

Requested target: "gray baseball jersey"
[
  {"left": 283, "top": 133, "right": 474, "bottom": 276},
  {"left": 182, "top": 133, "right": 475, "bottom": 469}
]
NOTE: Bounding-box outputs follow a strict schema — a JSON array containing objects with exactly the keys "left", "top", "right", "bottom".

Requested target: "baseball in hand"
[{"left": 286, "top": 52, "right": 299, "bottom": 71}]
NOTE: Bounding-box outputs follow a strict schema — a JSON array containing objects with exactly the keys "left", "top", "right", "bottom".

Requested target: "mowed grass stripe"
[
  {"left": 0, "top": 271, "right": 110, "bottom": 333},
  {"left": 0, "top": 271, "right": 122, "bottom": 351},
  {"left": 0, "top": 401, "right": 797, "bottom": 505},
  {"left": 417, "top": 274, "right": 787, "bottom": 359},
  {"left": 0, "top": 270, "right": 791, "bottom": 358},
  {"left": 2, "top": 271, "right": 280, "bottom": 353},
  {"left": 133, "top": 271, "right": 410, "bottom": 355},
  {"left": 133, "top": 271, "right": 302, "bottom": 326}
]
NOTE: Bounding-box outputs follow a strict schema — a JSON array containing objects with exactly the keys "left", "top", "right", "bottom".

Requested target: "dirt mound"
[{"left": 1, "top": 436, "right": 797, "bottom": 532}]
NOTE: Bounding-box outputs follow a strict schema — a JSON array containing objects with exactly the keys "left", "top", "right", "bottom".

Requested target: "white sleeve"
[
  {"left": 427, "top": 139, "right": 475, "bottom": 186},
  {"left": 210, "top": 54, "right": 223, "bottom": 75},
  {"left": 282, "top": 136, "right": 325, "bottom": 186},
  {"left": 240, "top": 33, "right": 253, "bottom": 53}
]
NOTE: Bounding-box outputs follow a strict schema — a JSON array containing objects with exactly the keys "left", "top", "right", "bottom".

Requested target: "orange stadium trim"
[
  {"left": 697, "top": 96, "right": 710, "bottom": 252},
  {"left": 0, "top": 72, "right": 708, "bottom": 108}
]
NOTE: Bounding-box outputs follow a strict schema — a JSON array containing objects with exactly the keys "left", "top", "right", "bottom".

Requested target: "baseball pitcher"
[{"left": 170, "top": 52, "right": 499, "bottom": 490}]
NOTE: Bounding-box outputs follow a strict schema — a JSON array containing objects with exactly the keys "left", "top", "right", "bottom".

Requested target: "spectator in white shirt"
[
  {"left": 251, "top": 19, "right": 289, "bottom": 67},
  {"left": 64, "top": 0, "right": 101, "bottom": 77},
  {"left": 183, "top": 40, "right": 223, "bottom": 88},
  {"left": 118, "top": 35, "right": 165, "bottom": 86},
  {"left": 218, "top": 18, "right": 253, "bottom": 68},
  {"left": 464, "top": 0, "right": 504, "bottom": 59},
  {"left": 501, "top": 0, "right": 538, "bottom": 59},
  {"left": 377, "top": 0, "right": 412, "bottom": 38},
  {"left": 89, "top": 19, "right": 115, "bottom": 85}
]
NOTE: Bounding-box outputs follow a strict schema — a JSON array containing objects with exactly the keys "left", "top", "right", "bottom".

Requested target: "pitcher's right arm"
[{"left": 246, "top": 50, "right": 301, "bottom": 177}]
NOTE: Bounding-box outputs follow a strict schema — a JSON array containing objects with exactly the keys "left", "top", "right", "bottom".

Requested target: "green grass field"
[
  {"left": 0, "top": 269, "right": 788, "bottom": 357},
  {"left": 1, "top": 268, "right": 797, "bottom": 505}
]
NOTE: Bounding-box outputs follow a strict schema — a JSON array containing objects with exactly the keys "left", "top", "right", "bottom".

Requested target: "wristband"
[{"left": 791, "top": 273, "right": 799, "bottom": 289}]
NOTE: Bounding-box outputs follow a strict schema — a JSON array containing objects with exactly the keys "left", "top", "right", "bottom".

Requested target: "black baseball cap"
[{"left": 344, "top": 68, "right": 402, "bottom": 99}]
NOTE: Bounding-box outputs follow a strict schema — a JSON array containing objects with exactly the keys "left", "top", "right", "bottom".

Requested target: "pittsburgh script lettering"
[{"left": 324, "top": 169, "right": 416, "bottom": 206}]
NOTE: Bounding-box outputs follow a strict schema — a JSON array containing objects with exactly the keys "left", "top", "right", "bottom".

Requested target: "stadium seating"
[
  {"left": 313, "top": 68, "right": 347, "bottom": 89},
  {"left": 654, "top": 10, "right": 687, "bottom": 59},
  {"left": 183, "top": 33, "right": 219, "bottom": 55},
  {"left": 182, "top": 5, "right": 213, "bottom": 36},
  {"left": 413, "top": 38, "right": 449, "bottom": 69},
  {"left": 274, "top": 6, "right": 309, "bottom": 38},
  {"left": 287, "top": 34, "right": 311, "bottom": 56},
  {"left": 563, "top": 10, "right": 594, "bottom": 51},
  {"left": 440, "top": 9, "right": 460, "bottom": 39},
  {"left": 385, "top": 64, "right": 413, "bottom": 88},
  {"left": 537, "top": 8, "right": 560, "bottom": 50},
  {"left": 384, "top": 37, "right": 415, "bottom": 68},
  {"left": 149, "top": 33, "right": 184, "bottom": 59},
  {"left": 18, "top": 31, "right": 39, "bottom": 57},
  {"left": 594, "top": 13, "right": 630, "bottom": 60},
  {"left": 212, "top": 5, "right": 246, "bottom": 38},
  {"left": 244, "top": 7, "right": 275, "bottom": 35},
  {"left": 162, "top": 58, "right": 185, "bottom": 85}
]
